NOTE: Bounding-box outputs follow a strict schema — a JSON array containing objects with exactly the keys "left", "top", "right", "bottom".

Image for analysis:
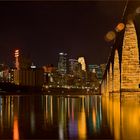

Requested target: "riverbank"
[
  {"left": 43, "top": 87, "right": 100, "bottom": 95},
  {"left": 0, "top": 82, "right": 100, "bottom": 95}
]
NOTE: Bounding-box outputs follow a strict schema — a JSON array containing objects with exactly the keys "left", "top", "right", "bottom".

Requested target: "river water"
[{"left": 0, "top": 93, "right": 139, "bottom": 140}]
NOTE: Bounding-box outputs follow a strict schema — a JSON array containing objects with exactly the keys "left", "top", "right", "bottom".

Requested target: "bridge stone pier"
[
  {"left": 101, "top": 18, "right": 140, "bottom": 96},
  {"left": 121, "top": 20, "right": 139, "bottom": 91}
]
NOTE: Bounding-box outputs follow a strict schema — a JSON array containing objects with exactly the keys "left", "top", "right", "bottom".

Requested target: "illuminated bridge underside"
[
  {"left": 101, "top": 20, "right": 140, "bottom": 95},
  {"left": 109, "top": 63, "right": 113, "bottom": 93},
  {"left": 106, "top": 72, "right": 109, "bottom": 95},
  {"left": 113, "top": 50, "right": 120, "bottom": 92}
]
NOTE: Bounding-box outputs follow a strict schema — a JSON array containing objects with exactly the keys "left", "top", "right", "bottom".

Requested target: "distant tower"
[
  {"left": 69, "top": 59, "right": 78, "bottom": 74},
  {"left": 14, "top": 49, "right": 20, "bottom": 70},
  {"left": 78, "top": 57, "right": 86, "bottom": 71},
  {"left": 68, "top": 59, "right": 82, "bottom": 75},
  {"left": 58, "top": 52, "right": 67, "bottom": 74}
]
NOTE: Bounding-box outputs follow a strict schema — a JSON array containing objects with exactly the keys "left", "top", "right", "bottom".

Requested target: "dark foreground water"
[{"left": 0, "top": 93, "right": 140, "bottom": 140}]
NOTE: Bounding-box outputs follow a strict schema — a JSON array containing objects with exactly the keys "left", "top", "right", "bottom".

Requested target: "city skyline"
[
  {"left": 0, "top": 1, "right": 128, "bottom": 66},
  {"left": 0, "top": 1, "right": 139, "bottom": 140}
]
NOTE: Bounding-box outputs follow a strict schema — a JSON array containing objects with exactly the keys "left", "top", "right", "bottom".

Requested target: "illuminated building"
[
  {"left": 13, "top": 49, "right": 44, "bottom": 87},
  {"left": 68, "top": 59, "right": 82, "bottom": 76},
  {"left": 88, "top": 65, "right": 103, "bottom": 80},
  {"left": 88, "top": 65, "right": 98, "bottom": 73},
  {"left": 13, "top": 68, "right": 44, "bottom": 86},
  {"left": 43, "top": 64, "right": 56, "bottom": 73},
  {"left": 58, "top": 52, "right": 67, "bottom": 74},
  {"left": 42, "top": 64, "right": 56, "bottom": 84},
  {"left": 15, "top": 49, "right": 19, "bottom": 70},
  {"left": 30, "top": 63, "right": 36, "bottom": 69},
  {"left": 86, "top": 71, "right": 99, "bottom": 88},
  {"left": 15, "top": 49, "right": 32, "bottom": 70},
  {"left": 78, "top": 57, "right": 86, "bottom": 71},
  {"left": 0, "top": 64, "right": 9, "bottom": 82}
]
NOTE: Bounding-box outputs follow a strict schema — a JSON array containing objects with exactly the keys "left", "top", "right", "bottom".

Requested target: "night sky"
[{"left": 0, "top": 1, "right": 135, "bottom": 67}]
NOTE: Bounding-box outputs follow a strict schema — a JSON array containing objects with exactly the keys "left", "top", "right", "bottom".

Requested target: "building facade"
[
  {"left": 68, "top": 59, "right": 82, "bottom": 76},
  {"left": 88, "top": 64, "right": 103, "bottom": 81},
  {"left": 58, "top": 53, "right": 67, "bottom": 74},
  {"left": 78, "top": 57, "right": 86, "bottom": 71},
  {"left": 13, "top": 68, "right": 44, "bottom": 87}
]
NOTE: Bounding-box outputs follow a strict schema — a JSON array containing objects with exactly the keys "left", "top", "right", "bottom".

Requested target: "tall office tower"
[
  {"left": 78, "top": 57, "right": 86, "bottom": 71},
  {"left": 68, "top": 59, "right": 82, "bottom": 75},
  {"left": 58, "top": 52, "right": 67, "bottom": 74}
]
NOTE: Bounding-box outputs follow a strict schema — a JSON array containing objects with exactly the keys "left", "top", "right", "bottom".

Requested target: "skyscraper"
[
  {"left": 58, "top": 52, "right": 67, "bottom": 74},
  {"left": 68, "top": 59, "right": 82, "bottom": 76},
  {"left": 78, "top": 57, "right": 86, "bottom": 71}
]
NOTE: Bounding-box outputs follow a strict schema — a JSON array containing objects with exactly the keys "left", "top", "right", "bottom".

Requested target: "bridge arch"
[
  {"left": 121, "top": 20, "right": 140, "bottom": 90},
  {"left": 106, "top": 71, "right": 109, "bottom": 96},
  {"left": 101, "top": 81, "right": 104, "bottom": 94},
  {"left": 113, "top": 49, "right": 120, "bottom": 92}
]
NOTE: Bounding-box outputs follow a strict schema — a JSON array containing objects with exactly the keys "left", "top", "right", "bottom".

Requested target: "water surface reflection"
[
  {"left": 0, "top": 94, "right": 111, "bottom": 139},
  {"left": 102, "top": 92, "right": 140, "bottom": 140},
  {"left": 1, "top": 93, "right": 140, "bottom": 139}
]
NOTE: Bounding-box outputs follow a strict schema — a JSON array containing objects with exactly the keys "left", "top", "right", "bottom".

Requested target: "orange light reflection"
[{"left": 13, "top": 115, "right": 19, "bottom": 140}]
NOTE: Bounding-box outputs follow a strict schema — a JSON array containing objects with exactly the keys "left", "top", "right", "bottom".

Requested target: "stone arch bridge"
[{"left": 101, "top": 4, "right": 140, "bottom": 96}]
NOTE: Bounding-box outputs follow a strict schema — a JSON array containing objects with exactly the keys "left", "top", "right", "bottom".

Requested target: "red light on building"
[
  {"left": 14, "top": 49, "right": 20, "bottom": 70},
  {"left": 15, "top": 50, "right": 19, "bottom": 57}
]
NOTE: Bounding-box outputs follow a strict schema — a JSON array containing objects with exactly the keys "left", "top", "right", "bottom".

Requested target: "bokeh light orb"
[
  {"left": 105, "top": 31, "right": 116, "bottom": 42},
  {"left": 115, "top": 23, "right": 125, "bottom": 32},
  {"left": 136, "top": 7, "right": 140, "bottom": 14}
]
